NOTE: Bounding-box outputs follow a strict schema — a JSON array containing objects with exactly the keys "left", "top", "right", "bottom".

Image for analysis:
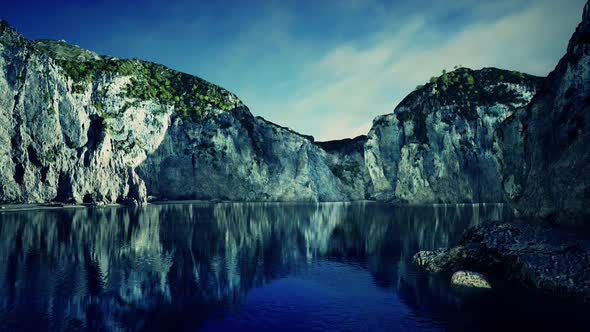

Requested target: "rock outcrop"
[
  {"left": 315, "top": 135, "right": 373, "bottom": 200},
  {"left": 138, "top": 111, "right": 355, "bottom": 201},
  {"left": 365, "top": 68, "right": 542, "bottom": 203},
  {"left": 414, "top": 222, "right": 590, "bottom": 300},
  {"left": 495, "top": 1, "right": 590, "bottom": 227}
]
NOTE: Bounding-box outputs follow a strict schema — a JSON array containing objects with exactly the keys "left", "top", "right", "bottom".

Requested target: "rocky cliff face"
[
  {"left": 0, "top": 19, "right": 557, "bottom": 206},
  {"left": 0, "top": 21, "right": 358, "bottom": 204},
  {"left": 365, "top": 68, "right": 542, "bottom": 203},
  {"left": 496, "top": 1, "right": 590, "bottom": 227}
]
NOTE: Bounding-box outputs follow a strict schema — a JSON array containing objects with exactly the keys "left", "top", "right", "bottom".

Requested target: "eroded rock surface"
[{"left": 0, "top": 19, "right": 547, "bottom": 205}]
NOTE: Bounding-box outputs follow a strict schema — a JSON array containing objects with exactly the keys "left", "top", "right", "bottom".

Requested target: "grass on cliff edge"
[
  {"left": 33, "top": 39, "right": 239, "bottom": 121},
  {"left": 387, "top": 67, "right": 544, "bottom": 145},
  {"left": 409, "top": 67, "right": 542, "bottom": 111},
  {"left": 397, "top": 67, "right": 543, "bottom": 123}
]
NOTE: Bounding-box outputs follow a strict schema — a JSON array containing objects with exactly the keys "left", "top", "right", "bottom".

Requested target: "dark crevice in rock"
[
  {"left": 83, "top": 115, "right": 106, "bottom": 167},
  {"left": 55, "top": 172, "right": 74, "bottom": 203},
  {"left": 13, "top": 163, "right": 24, "bottom": 184},
  {"left": 27, "top": 145, "right": 41, "bottom": 168},
  {"left": 83, "top": 193, "right": 93, "bottom": 204},
  {"left": 40, "top": 166, "right": 49, "bottom": 183}
]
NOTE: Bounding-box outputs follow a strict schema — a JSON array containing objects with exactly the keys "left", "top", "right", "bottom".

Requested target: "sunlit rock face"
[
  {"left": 0, "top": 202, "right": 508, "bottom": 330},
  {"left": 365, "top": 68, "right": 542, "bottom": 203},
  {"left": 0, "top": 19, "right": 548, "bottom": 205},
  {"left": 0, "top": 23, "right": 160, "bottom": 205},
  {"left": 495, "top": 1, "right": 590, "bottom": 227},
  {"left": 0, "top": 21, "right": 356, "bottom": 204}
]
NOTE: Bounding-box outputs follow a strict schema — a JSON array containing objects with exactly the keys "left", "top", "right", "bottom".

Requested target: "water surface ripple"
[{"left": 0, "top": 202, "right": 588, "bottom": 331}]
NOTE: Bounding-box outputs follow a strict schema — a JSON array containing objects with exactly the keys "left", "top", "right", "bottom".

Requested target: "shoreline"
[
  {"left": 0, "top": 200, "right": 508, "bottom": 212},
  {"left": 2, "top": 200, "right": 587, "bottom": 302}
]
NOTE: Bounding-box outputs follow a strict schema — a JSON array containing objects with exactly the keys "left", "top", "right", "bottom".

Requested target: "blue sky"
[{"left": 2, "top": 0, "right": 586, "bottom": 140}]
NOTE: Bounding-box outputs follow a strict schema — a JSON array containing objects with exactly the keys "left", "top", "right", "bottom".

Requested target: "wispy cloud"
[
  {"left": 231, "top": 0, "right": 585, "bottom": 141},
  {"left": 5, "top": 0, "right": 584, "bottom": 141}
]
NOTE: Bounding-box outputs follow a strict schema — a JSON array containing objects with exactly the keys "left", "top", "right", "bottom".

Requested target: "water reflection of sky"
[{"left": 4, "top": 202, "right": 583, "bottom": 331}]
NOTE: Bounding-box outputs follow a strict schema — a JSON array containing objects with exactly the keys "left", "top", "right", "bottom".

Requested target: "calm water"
[{"left": 0, "top": 202, "right": 588, "bottom": 331}]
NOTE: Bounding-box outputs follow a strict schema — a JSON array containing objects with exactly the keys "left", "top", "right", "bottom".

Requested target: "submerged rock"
[
  {"left": 450, "top": 271, "right": 491, "bottom": 289},
  {"left": 414, "top": 246, "right": 468, "bottom": 273}
]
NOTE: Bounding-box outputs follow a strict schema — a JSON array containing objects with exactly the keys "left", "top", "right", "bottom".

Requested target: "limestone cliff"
[
  {"left": 365, "top": 68, "right": 542, "bottom": 203},
  {"left": 315, "top": 135, "right": 373, "bottom": 200},
  {"left": 0, "top": 21, "right": 355, "bottom": 204},
  {"left": 411, "top": 1, "right": 590, "bottom": 301},
  {"left": 0, "top": 19, "right": 549, "bottom": 206}
]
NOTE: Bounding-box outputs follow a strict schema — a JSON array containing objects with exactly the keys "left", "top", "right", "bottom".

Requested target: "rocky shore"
[{"left": 414, "top": 221, "right": 590, "bottom": 301}]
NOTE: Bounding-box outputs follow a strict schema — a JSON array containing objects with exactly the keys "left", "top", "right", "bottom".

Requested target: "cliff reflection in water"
[{"left": 0, "top": 202, "right": 508, "bottom": 330}]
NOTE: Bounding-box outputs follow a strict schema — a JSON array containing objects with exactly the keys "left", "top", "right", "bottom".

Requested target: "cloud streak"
[
  {"left": 6, "top": 0, "right": 583, "bottom": 141},
  {"left": 230, "top": 0, "right": 585, "bottom": 141}
]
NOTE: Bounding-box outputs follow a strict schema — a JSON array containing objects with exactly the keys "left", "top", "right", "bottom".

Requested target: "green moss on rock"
[
  {"left": 33, "top": 39, "right": 240, "bottom": 121},
  {"left": 397, "top": 67, "right": 543, "bottom": 123}
]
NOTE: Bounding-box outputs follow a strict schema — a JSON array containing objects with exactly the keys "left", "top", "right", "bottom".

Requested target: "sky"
[{"left": 2, "top": 0, "right": 586, "bottom": 140}]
